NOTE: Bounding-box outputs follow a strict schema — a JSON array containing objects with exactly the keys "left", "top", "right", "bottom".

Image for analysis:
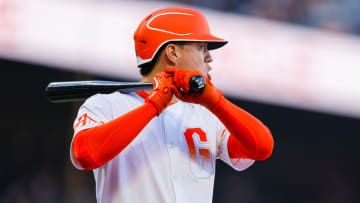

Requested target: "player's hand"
[
  {"left": 165, "top": 67, "right": 222, "bottom": 110},
  {"left": 145, "top": 72, "right": 174, "bottom": 116}
]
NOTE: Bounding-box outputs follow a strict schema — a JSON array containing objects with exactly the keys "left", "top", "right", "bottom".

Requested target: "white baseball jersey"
[{"left": 70, "top": 91, "right": 255, "bottom": 203}]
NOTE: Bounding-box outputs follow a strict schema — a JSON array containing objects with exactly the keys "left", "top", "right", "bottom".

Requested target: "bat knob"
[{"left": 190, "top": 75, "right": 206, "bottom": 92}]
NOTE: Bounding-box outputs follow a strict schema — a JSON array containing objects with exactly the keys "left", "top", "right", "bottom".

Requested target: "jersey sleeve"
[
  {"left": 216, "top": 122, "right": 255, "bottom": 171},
  {"left": 70, "top": 94, "right": 113, "bottom": 169}
]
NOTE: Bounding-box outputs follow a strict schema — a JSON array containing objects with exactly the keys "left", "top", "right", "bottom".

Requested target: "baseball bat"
[{"left": 45, "top": 75, "right": 206, "bottom": 103}]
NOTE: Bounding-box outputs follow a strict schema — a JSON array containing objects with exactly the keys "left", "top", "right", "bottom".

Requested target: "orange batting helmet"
[{"left": 134, "top": 7, "right": 227, "bottom": 66}]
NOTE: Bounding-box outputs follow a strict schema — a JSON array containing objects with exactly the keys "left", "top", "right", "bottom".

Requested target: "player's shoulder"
[
  {"left": 101, "top": 91, "right": 141, "bottom": 102},
  {"left": 82, "top": 91, "right": 141, "bottom": 108}
]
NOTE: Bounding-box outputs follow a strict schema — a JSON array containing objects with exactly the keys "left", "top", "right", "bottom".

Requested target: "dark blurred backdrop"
[{"left": 0, "top": 58, "right": 359, "bottom": 203}]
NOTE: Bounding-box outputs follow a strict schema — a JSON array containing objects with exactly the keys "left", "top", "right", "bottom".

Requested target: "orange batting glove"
[
  {"left": 145, "top": 72, "right": 174, "bottom": 116},
  {"left": 165, "top": 67, "right": 222, "bottom": 110}
]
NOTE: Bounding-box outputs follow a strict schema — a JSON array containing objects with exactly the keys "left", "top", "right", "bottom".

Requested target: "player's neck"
[{"left": 141, "top": 73, "right": 155, "bottom": 96}]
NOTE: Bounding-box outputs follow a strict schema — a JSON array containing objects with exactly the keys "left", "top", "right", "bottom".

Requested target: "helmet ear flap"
[{"left": 133, "top": 7, "right": 227, "bottom": 67}]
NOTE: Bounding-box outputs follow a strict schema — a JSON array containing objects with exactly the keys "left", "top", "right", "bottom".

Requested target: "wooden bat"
[{"left": 45, "top": 76, "right": 206, "bottom": 103}]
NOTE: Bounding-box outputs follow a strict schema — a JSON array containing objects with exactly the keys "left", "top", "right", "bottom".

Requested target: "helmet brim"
[{"left": 208, "top": 41, "right": 228, "bottom": 50}]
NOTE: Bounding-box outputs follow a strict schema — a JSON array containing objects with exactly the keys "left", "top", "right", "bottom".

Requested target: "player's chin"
[{"left": 207, "top": 73, "right": 212, "bottom": 80}]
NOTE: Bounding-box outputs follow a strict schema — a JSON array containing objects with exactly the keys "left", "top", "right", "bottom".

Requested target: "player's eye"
[
  {"left": 199, "top": 44, "right": 207, "bottom": 52},
  {"left": 196, "top": 43, "right": 204, "bottom": 48}
]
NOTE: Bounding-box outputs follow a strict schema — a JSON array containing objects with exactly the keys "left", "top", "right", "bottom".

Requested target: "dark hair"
[{"left": 138, "top": 41, "right": 185, "bottom": 76}]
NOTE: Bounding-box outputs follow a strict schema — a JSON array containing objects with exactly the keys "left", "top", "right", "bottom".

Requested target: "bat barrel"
[{"left": 45, "top": 81, "right": 153, "bottom": 103}]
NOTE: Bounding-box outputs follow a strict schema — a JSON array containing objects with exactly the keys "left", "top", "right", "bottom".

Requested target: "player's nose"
[{"left": 204, "top": 52, "right": 213, "bottom": 63}]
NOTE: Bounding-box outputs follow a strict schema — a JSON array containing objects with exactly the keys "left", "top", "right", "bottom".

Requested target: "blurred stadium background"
[{"left": 1, "top": 0, "right": 359, "bottom": 202}]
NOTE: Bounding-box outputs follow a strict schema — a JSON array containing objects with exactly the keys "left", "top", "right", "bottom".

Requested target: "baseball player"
[{"left": 70, "top": 7, "right": 274, "bottom": 203}]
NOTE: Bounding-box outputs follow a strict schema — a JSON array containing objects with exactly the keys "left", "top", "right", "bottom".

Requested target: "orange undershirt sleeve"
[
  {"left": 72, "top": 102, "right": 157, "bottom": 170},
  {"left": 211, "top": 96, "right": 274, "bottom": 160}
]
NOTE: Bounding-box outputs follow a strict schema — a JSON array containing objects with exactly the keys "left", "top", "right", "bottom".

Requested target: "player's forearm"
[
  {"left": 72, "top": 102, "right": 157, "bottom": 170},
  {"left": 211, "top": 96, "right": 274, "bottom": 160}
]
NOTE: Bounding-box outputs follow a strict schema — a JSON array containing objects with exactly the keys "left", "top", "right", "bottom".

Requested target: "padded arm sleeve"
[
  {"left": 72, "top": 102, "right": 157, "bottom": 170},
  {"left": 211, "top": 96, "right": 274, "bottom": 160}
]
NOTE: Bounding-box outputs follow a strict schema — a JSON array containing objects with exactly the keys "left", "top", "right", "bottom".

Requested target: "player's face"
[{"left": 175, "top": 42, "right": 213, "bottom": 80}]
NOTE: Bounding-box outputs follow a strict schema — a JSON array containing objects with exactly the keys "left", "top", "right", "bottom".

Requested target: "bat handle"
[{"left": 189, "top": 75, "right": 206, "bottom": 92}]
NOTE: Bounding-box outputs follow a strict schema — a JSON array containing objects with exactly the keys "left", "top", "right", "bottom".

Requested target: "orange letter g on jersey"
[{"left": 184, "top": 128, "right": 210, "bottom": 163}]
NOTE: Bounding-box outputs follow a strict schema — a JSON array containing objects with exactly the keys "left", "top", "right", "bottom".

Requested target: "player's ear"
[{"left": 164, "top": 43, "right": 181, "bottom": 65}]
